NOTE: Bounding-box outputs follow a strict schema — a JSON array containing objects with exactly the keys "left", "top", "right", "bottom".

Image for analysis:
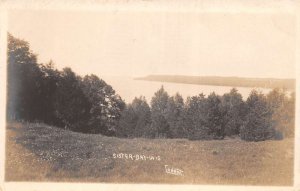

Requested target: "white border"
[{"left": 0, "top": 7, "right": 7, "bottom": 191}]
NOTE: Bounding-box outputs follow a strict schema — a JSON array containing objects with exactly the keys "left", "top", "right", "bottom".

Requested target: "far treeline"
[
  {"left": 7, "top": 34, "right": 295, "bottom": 141},
  {"left": 135, "top": 75, "right": 295, "bottom": 90}
]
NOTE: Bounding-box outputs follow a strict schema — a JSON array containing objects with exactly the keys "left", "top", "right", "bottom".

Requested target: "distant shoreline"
[{"left": 135, "top": 75, "right": 295, "bottom": 90}]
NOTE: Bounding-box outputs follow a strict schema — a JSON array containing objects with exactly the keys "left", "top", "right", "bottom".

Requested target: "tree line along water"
[{"left": 7, "top": 33, "right": 295, "bottom": 141}]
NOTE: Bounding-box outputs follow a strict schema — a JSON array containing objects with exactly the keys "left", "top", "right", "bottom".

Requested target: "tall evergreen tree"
[
  {"left": 240, "top": 90, "right": 275, "bottom": 141},
  {"left": 150, "top": 86, "right": 171, "bottom": 138},
  {"left": 206, "top": 92, "right": 225, "bottom": 139},
  {"left": 222, "top": 88, "right": 245, "bottom": 137},
  {"left": 166, "top": 93, "right": 186, "bottom": 138},
  {"left": 131, "top": 97, "right": 152, "bottom": 137},
  {"left": 185, "top": 93, "right": 210, "bottom": 140}
]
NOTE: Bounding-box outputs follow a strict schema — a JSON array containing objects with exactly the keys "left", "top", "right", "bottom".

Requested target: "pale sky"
[{"left": 8, "top": 10, "right": 296, "bottom": 79}]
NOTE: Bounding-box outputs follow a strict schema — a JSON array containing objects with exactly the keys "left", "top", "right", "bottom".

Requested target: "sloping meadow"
[{"left": 5, "top": 122, "right": 294, "bottom": 185}]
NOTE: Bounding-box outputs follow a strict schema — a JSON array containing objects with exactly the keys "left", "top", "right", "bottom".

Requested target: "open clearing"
[{"left": 5, "top": 122, "right": 294, "bottom": 185}]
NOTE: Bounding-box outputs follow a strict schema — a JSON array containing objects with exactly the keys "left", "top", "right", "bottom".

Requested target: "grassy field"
[{"left": 5, "top": 122, "right": 294, "bottom": 185}]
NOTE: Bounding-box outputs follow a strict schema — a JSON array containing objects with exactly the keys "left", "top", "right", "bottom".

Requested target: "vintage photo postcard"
[{"left": 0, "top": 0, "right": 299, "bottom": 191}]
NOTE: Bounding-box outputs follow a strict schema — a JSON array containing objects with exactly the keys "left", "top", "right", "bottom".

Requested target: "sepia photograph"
[{"left": 0, "top": 1, "right": 299, "bottom": 190}]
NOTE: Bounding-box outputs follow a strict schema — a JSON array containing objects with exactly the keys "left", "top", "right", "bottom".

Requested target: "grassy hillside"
[
  {"left": 6, "top": 122, "right": 294, "bottom": 185},
  {"left": 135, "top": 75, "right": 295, "bottom": 90}
]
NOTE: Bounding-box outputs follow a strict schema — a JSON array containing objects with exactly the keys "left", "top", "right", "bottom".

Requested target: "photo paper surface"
[{"left": 0, "top": 1, "right": 299, "bottom": 191}]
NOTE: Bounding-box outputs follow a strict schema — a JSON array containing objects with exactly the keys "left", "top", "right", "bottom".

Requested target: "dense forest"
[
  {"left": 7, "top": 34, "right": 295, "bottom": 141},
  {"left": 135, "top": 75, "right": 295, "bottom": 90}
]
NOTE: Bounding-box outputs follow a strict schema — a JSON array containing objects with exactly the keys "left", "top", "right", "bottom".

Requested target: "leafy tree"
[
  {"left": 267, "top": 89, "right": 295, "bottom": 138},
  {"left": 7, "top": 33, "right": 44, "bottom": 121},
  {"left": 39, "top": 60, "right": 61, "bottom": 124},
  {"left": 53, "top": 68, "right": 91, "bottom": 132},
  {"left": 166, "top": 93, "right": 186, "bottom": 138},
  {"left": 81, "top": 74, "right": 125, "bottom": 135},
  {"left": 222, "top": 88, "right": 245, "bottom": 137},
  {"left": 81, "top": 74, "right": 110, "bottom": 133},
  {"left": 103, "top": 86, "right": 126, "bottom": 136},
  {"left": 150, "top": 86, "right": 171, "bottom": 138},
  {"left": 285, "top": 92, "right": 296, "bottom": 137},
  {"left": 117, "top": 96, "right": 151, "bottom": 138},
  {"left": 240, "top": 90, "right": 275, "bottom": 141}
]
